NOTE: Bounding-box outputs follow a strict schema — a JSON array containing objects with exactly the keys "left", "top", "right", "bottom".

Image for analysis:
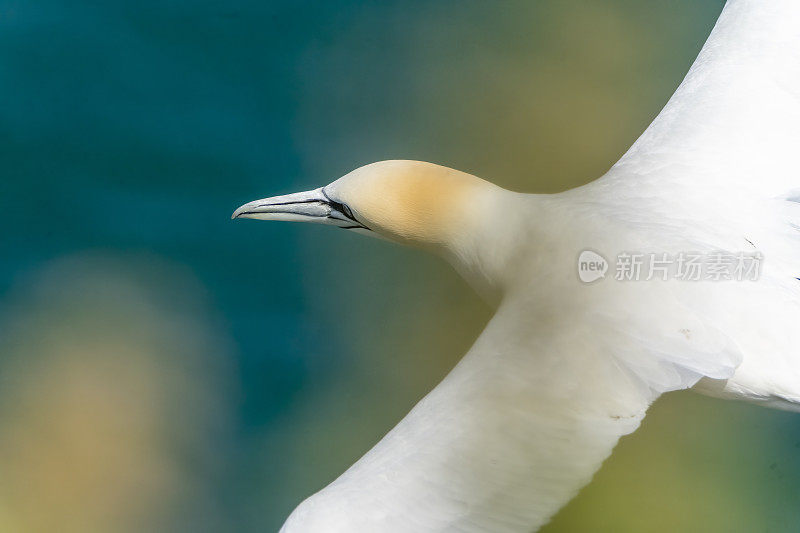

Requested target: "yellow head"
[{"left": 232, "top": 160, "right": 498, "bottom": 249}]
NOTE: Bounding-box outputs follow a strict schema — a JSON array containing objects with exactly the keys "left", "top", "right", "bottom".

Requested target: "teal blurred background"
[{"left": 1, "top": 1, "right": 798, "bottom": 531}]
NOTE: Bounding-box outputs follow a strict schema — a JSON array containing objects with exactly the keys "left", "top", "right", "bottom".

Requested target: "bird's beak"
[{"left": 231, "top": 187, "right": 369, "bottom": 230}]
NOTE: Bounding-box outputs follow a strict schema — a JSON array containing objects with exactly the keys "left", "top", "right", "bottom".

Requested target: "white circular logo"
[{"left": 577, "top": 250, "right": 608, "bottom": 283}]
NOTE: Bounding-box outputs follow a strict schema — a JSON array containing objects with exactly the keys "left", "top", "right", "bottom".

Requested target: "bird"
[{"left": 233, "top": 0, "right": 800, "bottom": 531}]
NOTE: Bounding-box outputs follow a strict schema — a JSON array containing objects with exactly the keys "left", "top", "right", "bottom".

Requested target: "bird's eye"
[
  {"left": 320, "top": 190, "right": 368, "bottom": 230},
  {"left": 338, "top": 202, "right": 356, "bottom": 221},
  {"left": 327, "top": 199, "right": 350, "bottom": 219},
  {"left": 332, "top": 202, "right": 365, "bottom": 230},
  {"left": 322, "top": 191, "right": 355, "bottom": 220}
]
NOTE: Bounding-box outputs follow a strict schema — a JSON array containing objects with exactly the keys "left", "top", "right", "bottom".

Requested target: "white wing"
[
  {"left": 588, "top": 0, "right": 800, "bottom": 405},
  {"left": 281, "top": 284, "right": 739, "bottom": 532},
  {"left": 600, "top": 0, "right": 800, "bottom": 200}
]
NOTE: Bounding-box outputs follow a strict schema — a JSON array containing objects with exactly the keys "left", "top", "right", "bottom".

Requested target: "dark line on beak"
[
  {"left": 256, "top": 199, "right": 326, "bottom": 208},
  {"left": 237, "top": 210, "right": 329, "bottom": 218}
]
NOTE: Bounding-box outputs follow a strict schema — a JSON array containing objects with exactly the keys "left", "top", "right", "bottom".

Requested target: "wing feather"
[
  {"left": 281, "top": 288, "right": 738, "bottom": 532},
  {"left": 600, "top": 0, "right": 800, "bottom": 200},
  {"left": 586, "top": 0, "right": 800, "bottom": 407}
]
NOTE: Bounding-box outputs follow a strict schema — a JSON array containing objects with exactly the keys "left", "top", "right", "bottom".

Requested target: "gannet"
[{"left": 233, "top": 1, "right": 800, "bottom": 531}]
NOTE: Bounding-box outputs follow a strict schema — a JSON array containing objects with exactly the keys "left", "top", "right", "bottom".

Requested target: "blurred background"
[{"left": 1, "top": 0, "right": 799, "bottom": 531}]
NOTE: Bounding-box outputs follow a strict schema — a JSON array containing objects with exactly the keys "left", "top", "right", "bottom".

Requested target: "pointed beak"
[
  {"left": 231, "top": 187, "right": 368, "bottom": 230},
  {"left": 231, "top": 188, "right": 328, "bottom": 222}
]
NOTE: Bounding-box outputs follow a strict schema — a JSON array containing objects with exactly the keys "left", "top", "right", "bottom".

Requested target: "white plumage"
[{"left": 234, "top": 1, "right": 800, "bottom": 530}]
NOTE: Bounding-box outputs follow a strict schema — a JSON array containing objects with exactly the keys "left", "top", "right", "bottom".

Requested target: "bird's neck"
[{"left": 441, "top": 188, "right": 541, "bottom": 305}]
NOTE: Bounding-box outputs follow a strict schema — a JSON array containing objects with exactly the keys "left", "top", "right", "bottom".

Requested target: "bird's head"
[
  {"left": 233, "top": 160, "right": 499, "bottom": 248},
  {"left": 233, "top": 160, "right": 515, "bottom": 301}
]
